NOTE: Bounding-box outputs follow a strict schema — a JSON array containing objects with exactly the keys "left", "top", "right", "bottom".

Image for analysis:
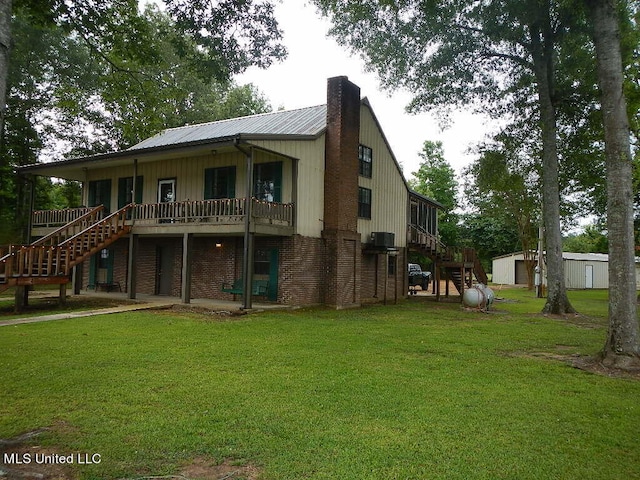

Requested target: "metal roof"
[{"left": 129, "top": 104, "right": 328, "bottom": 151}]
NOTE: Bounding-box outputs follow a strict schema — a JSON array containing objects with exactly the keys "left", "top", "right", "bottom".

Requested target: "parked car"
[{"left": 408, "top": 263, "right": 431, "bottom": 294}]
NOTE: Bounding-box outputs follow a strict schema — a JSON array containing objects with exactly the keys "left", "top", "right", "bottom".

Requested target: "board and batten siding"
[
  {"left": 250, "top": 137, "right": 326, "bottom": 238},
  {"left": 82, "top": 149, "right": 294, "bottom": 209},
  {"left": 357, "top": 104, "right": 408, "bottom": 248}
]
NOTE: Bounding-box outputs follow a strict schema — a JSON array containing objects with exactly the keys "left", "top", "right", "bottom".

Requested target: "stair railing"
[
  {"left": 0, "top": 204, "right": 132, "bottom": 281},
  {"left": 31, "top": 205, "right": 104, "bottom": 247},
  {"left": 56, "top": 204, "right": 133, "bottom": 274}
]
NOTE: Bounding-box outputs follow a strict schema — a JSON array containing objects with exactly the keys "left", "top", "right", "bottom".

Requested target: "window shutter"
[{"left": 204, "top": 168, "right": 214, "bottom": 199}]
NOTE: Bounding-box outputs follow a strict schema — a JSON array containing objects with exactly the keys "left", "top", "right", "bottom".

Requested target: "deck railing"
[
  {"left": 32, "top": 207, "right": 100, "bottom": 228},
  {"left": 132, "top": 198, "right": 293, "bottom": 226},
  {"left": 32, "top": 206, "right": 104, "bottom": 246}
]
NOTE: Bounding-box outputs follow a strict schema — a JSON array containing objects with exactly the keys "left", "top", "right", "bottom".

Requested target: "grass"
[
  {"left": 0, "top": 288, "right": 138, "bottom": 321},
  {"left": 1, "top": 288, "right": 639, "bottom": 479}
]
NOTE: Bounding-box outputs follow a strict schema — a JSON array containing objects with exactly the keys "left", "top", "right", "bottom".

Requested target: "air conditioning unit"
[{"left": 370, "top": 232, "right": 395, "bottom": 248}]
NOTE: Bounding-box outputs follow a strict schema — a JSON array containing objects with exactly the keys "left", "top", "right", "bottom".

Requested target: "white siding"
[
  {"left": 564, "top": 259, "right": 609, "bottom": 289},
  {"left": 358, "top": 105, "right": 408, "bottom": 248},
  {"left": 251, "top": 137, "right": 326, "bottom": 238},
  {"left": 492, "top": 254, "right": 522, "bottom": 285}
]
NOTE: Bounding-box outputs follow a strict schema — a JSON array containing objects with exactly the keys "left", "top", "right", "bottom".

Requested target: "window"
[
  {"left": 88, "top": 179, "right": 112, "bottom": 213},
  {"left": 204, "top": 166, "right": 236, "bottom": 199},
  {"left": 388, "top": 255, "right": 396, "bottom": 276},
  {"left": 359, "top": 144, "right": 373, "bottom": 178},
  {"left": 254, "top": 249, "right": 271, "bottom": 276},
  {"left": 358, "top": 187, "right": 372, "bottom": 219},
  {"left": 254, "top": 162, "right": 282, "bottom": 202}
]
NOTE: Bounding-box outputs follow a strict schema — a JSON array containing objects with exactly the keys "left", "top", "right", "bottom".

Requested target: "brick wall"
[
  {"left": 86, "top": 234, "right": 406, "bottom": 306},
  {"left": 360, "top": 248, "right": 407, "bottom": 304},
  {"left": 280, "top": 235, "right": 326, "bottom": 305},
  {"left": 190, "top": 237, "right": 242, "bottom": 300}
]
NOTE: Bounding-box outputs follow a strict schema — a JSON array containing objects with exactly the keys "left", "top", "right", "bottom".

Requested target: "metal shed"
[{"left": 492, "top": 251, "right": 640, "bottom": 289}]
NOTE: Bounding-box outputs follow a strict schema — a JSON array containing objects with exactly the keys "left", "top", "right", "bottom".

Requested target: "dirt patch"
[
  {"left": 507, "top": 350, "right": 640, "bottom": 381},
  {"left": 160, "top": 304, "right": 249, "bottom": 321},
  {"left": 0, "top": 429, "right": 77, "bottom": 480},
  {"left": 178, "top": 457, "right": 261, "bottom": 480},
  {"left": 572, "top": 356, "right": 640, "bottom": 380},
  {"left": 0, "top": 294, "right": 139, "bottom": 318},
  {"left": 540, "top": 312, "right": 607, "bottom": 329},
  {"left": 1, "top": 429, "right": 261, "bottom": 480}
]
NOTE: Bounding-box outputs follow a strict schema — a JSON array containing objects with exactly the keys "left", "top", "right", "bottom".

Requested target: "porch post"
[
  {"left": 132, "top": 158, "right": 138, "bottom": 211},
  {"left": 240, "top": 145, "right": 255, "bottom": 310},
  {"left": 72, "top": 263, "right": 82, "bottom": 294},
  {"left": 181, "top": 233, "right": 193, "bottom": 304},
  {"left": 127, "top": 234, "right": 138, "bottom": 299},
  {"left": 127, "top": 159, "right": 139, "bottom": 300},
  {"left": 59, "top": 282, "right": 67, "bottom": 306}
]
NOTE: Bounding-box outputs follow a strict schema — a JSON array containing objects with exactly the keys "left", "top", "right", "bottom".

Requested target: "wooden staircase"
[
  {"left": 408, "top": 225, "right": 488, "bottom": 298},
  {"left": 0, "top": 205, "right": 132, "bottom": 293}
]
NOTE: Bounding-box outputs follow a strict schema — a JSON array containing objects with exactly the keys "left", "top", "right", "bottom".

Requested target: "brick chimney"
[
  {"left": 324, "top": 76, "right": 361, "bottom": 232},
  {"left": 322, "top": 76, "right": 362, "bottom": 308}
]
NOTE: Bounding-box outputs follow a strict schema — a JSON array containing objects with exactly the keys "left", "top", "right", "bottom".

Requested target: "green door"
[
  {"left": 254, "top": 248, "right": 278, "bottom": 301},
  {"left": 268, "top": 249, "right": 279, "bottom": 301},
  {"left": 89, "top": 248, "right": 114, "bottom": 288}
]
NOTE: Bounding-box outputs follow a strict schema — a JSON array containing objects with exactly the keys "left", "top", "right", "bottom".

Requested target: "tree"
[
  {"left": 585, "top": 0, "right": 640, "bottom": 369},
  {"left": 1, "top": 4, "right": 277, "bottom": 242},
  {"left": 464, "top": 139, "right": 540, "bottom": 288},
  {"left": 409, "top": 140, "right": 459, "bottom": 246},
  {"left": 563, "top": 223, "right": 609, "bottom": 253},
  {"left": 313, "top": 0, "right": 578, "bottom": 314},
  {"left": 0, "top": 0, "right": 10, "bottom": 135},
  {"left": 458, "top": 212, "right": 521, "bottom": 273}
]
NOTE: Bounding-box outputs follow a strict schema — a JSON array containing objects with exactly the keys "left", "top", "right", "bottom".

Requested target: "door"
[
  {"left": 158, "top": 178, "right": 176, "bottom": 223},
  {"left": 254, "top": 248, "right": 278, "bottom": 301},
  {"left": 158, "top": 178, "right": 175, "bottom": 203},
  {"left": 585, "top": 264, "right": 594, "bottom": 289},
  {"left": 89, "top": 248, "right": 114, "bottom": 288},
  {"left": 156, "top": 245, "right": 174, "bottom": 295}
]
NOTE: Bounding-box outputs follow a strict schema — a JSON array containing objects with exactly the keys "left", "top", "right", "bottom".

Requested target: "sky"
[{"left": 235, "top": 1, "right": 496, "bottom": 182}]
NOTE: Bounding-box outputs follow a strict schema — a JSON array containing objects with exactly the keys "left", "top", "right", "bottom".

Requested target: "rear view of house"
[{"left": 11, "top": 76, "right": 416, "bottom": 308}]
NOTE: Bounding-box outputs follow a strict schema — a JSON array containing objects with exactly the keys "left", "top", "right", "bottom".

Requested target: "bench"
[
  {"left": 221, "top": 278, "right": 269, "bottom": 298},
  {"left": 96, "top": 281, "right": 122, "bottom": 292}
]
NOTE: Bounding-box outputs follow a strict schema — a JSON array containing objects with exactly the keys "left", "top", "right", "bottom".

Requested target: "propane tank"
[{"left": 462, "top": 284, "right": 494, "bottom": 310}]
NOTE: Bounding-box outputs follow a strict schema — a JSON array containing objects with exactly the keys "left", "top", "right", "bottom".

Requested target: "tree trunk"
[
  {"left": 0, "top": 0, "right": 11, "bottom": 136},
  {"left": 586, "top": 0, "right": 640, "bottom": 369},
  {"left": 529, "top": 20, "right": 576, "bottom": 315}
]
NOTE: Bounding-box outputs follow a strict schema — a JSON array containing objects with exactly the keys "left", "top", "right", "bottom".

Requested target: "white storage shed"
[{"left": 492, "top": 251, "right": 640, "bottom": 289}]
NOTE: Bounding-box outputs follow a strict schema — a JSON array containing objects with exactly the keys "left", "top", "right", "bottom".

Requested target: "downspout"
[{"left": 234, "top": 136, "right": 254, "bottom": 310}]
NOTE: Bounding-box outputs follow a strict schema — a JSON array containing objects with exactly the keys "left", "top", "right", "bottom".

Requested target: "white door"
[
  {"left": 158, "top": 179, "right": 175, "bottom": 203},
  {"left": 585, "top": 265, "right": 594, "bottom": 289},
  {"left": 157, "top": 179, "right": 176, "bottom": 223}
]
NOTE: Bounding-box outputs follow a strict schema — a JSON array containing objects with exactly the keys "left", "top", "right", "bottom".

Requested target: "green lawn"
[{"left": 1, "top": 288, "right": 638, "bottom": 479}]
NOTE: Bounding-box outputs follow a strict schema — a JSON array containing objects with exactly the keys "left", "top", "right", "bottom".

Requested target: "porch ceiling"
[{"left": 18, "top": 140, "right": 241, "bottom": 181}]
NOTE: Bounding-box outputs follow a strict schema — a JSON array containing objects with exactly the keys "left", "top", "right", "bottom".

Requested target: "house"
[
  {"left": 492, "top": 251, "right": 640, "bottom": 289},
  {"left": 5, "top": 76, "right": 485, "bottom": 309}
]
